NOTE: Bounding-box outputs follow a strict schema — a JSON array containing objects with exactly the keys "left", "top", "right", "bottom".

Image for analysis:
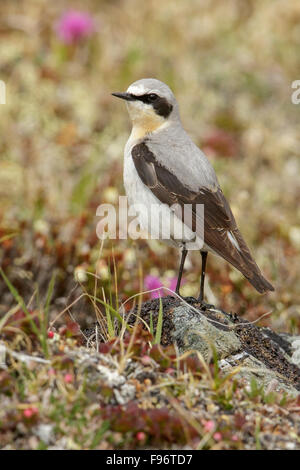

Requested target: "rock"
[
  {"left": 171, "top": 303, "right": 241, "bottom": 360},
  {"left": 128, "top": 296, "right": 300, "bottom": 395},
  {"left": 65, "top": 347, "right": 136, "bottom": 406},
  {"left": 33, "top": 424, "right": 54, "bottom": 445},
  {"left": 285, "top": 337, "right": 300, "bottom": 368}
]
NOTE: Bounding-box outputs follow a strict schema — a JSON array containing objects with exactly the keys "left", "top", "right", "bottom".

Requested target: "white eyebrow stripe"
[
  {"left": 127, "top": 85, "right": 161, "bottom": 97},
  {"left": 127, "top": 84, "right": 147, "bottom": 96}
]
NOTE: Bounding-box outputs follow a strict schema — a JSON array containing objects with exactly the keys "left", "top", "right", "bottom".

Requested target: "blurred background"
[{"left": 0, "top": 0, "right": 299, "bottom": 332}]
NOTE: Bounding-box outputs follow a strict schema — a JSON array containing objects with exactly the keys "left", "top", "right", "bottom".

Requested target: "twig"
[{"left": 0, "top": 342, "right": 50, "bottom": 365}]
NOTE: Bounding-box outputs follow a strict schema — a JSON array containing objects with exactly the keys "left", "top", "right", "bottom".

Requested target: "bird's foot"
[
  {"left": 181, "top": 296, "right": 197, "bottom": 305},
  {"left": 174, "top": 293, "right": 197, "bottom": 305},
  {"left": 197, "top": 299, "right": 215, "bottom": 311}
]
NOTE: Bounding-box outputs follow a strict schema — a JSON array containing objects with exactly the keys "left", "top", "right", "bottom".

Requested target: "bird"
[{"left": 112, "top": 78, "right": 274, "bottom": 304}]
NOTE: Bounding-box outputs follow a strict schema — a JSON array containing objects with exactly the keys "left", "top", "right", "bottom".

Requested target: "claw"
[{"left": 197, "top": 300, "right": 215, "bottom": 311}]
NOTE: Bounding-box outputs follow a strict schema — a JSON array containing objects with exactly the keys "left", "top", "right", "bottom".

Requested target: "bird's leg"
[
  {"left": 175, "top": 247, "right": 188, "bottom": 296},
  {"left": 198, "top": 251, "right": 208, "bottom": 303},
  {"left": 197, "top": 251, "right": 214, "bottom": 310}
]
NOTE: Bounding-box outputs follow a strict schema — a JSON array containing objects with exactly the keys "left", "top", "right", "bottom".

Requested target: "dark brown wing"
[{"left": 132, "top": 142, "right": 274, "bottom": 293}]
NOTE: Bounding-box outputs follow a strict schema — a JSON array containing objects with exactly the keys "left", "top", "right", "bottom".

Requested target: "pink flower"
[
  {"left": 56, "top": 11, "right": 94, "bottom": 44},
  {"left": 141, "top": 355, "right": 151, "bottom": 365},
  {"left": 23, "top": 407, "right": 38, "bottom": 419},
  {"left": 47, "top": 331, "right": 54, "bottom": 339},
  {"left": 168, "top": 277, "right": 179, "bottom": 293},
  {"left": 144, "top": 275, "right": 163, "bottom": 299},
  {"left": 136, "top": 432, "right": 146, "bottom": 441},
  {"left": 64, "top": 373, "right": 73, "bottom": 383},
  {"left": 204, "top": 420, "right": 215, "bottom": 432},
  {"left": 144, "top": 275, "right": 182, "bottom": 299},
  {"left": 213, "top": 432, "right": 222, "bottom": 441}
]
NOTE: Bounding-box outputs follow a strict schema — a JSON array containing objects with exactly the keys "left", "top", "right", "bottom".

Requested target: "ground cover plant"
[{"left": 1, "top": 0, "right": 300, "bottom": 450}]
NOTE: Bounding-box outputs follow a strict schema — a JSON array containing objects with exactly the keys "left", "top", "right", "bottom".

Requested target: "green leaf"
[
  {"left": 154, "top": 297, "right": 163, "bottom": 345},
  {"left": 149, "top": 311, "right": 154, "bottom": 337},
  {"left": 0, "top": 232, "right": 18, "bottom": 243},
  {"left": 0, "top": 268, "right": 48, "bottom": 356},
  {"left": 90, "top": 421, "right": 110, "bottom": 449}
]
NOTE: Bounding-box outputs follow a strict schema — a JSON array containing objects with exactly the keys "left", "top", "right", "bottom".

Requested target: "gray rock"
[
  {"left": 131, "top": 296, "right": 300, "bottom": 396},
  {"left": 33, "top": 424, "right": 54, "bottom": 445},
  {"left": 172, "top": 304, "right": 241, "bottom": 361},
  {"left": 286, "top": 337, "right": 300, "bottom": 368}
]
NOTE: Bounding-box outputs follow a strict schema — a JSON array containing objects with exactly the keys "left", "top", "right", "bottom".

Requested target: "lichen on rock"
[{"left": 129, "top": 296, "right": 300, "bottom": 395}]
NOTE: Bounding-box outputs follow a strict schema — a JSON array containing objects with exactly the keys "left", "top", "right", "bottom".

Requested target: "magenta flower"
[
  {"left": 56, "top": 10, "right": 94, "bottom": 44},
  {"left": 168, "top": 277, "right": 178, "bottom": 293},
  {"left": 144, "top": 275, "right": 182, "bottom": 299},
  {"left": 144, "top": 275, "right": 163, "bottom": 298}
]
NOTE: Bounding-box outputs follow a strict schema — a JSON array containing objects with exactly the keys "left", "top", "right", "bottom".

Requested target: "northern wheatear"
[{"left": 112, "top": 78, "right": 274, "bottom": 302}]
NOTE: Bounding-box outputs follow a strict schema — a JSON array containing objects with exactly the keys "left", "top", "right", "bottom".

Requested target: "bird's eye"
[{"left": 148, "top": 93, "right": 158, "bottom": 102}]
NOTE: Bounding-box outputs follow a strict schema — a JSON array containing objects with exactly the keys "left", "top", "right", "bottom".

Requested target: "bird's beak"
[{"left": 111, "top": 92, "right": 136, "bottom": 101}]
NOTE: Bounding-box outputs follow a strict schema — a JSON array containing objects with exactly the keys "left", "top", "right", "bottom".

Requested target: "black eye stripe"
[
  {"left": 129, "top": 93, "right": 173, "bottom": 118},
  {"left": 129, "top": 93, "right": 157, "bottom": 104}
]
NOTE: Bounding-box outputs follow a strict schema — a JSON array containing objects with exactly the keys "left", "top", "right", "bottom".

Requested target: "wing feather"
[{"left": 132, "top": 142, "right": 274, "bottom": 293}]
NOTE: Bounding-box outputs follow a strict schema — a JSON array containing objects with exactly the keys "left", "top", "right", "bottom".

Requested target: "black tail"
[
  {"left": 243, "top": 269, "right": 274, "bottom": 294},
  {"left": 227, "top": 228, "right": 275, "bottom": 294}
]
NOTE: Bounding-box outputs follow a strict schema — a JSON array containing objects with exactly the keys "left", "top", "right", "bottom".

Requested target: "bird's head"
[{"left": 112, "top": 78, "right": 180, "bottom": 139}]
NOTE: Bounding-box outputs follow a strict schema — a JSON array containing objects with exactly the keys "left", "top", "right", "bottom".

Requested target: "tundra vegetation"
[{"left": 0, "top": 0, "right": 300, "bottom": 450}]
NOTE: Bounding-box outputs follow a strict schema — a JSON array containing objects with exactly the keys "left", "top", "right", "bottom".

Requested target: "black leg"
[
  {"left": 175, "top": 248, "right": 188, "bottom": 295},
  {"left": 198, "top": 251, "right": 208, "bottom": 302}
]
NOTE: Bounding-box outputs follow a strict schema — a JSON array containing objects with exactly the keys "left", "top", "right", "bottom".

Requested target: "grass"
[
  {"left": 0, "top": 0, "right": 300, "bottom": 450},
  {"left": 154, "top": 298, "right": 163, "bottom": 345},
  {"left": 0, "top": 268, "right": 49, "bottom": 357},
  {"left": 0, "top": 266, "right": 299, "bottom": 449}
]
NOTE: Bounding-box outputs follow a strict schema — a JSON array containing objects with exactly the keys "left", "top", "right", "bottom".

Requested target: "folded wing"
[{"left": 132, "top": 142, "right": 274, "bottom": 293}]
